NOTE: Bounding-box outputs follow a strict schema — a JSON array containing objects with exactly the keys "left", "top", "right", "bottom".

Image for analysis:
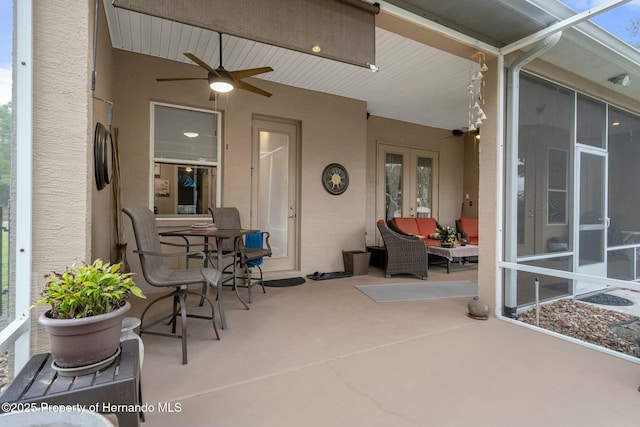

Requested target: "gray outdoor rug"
[{"left": 355, "top": 281, "right": 478, "bottom": 303}]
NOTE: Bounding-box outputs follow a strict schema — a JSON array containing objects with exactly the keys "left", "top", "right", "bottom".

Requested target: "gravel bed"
[{"left": 518, "top": 299, "right": 640, "bottom": 358}]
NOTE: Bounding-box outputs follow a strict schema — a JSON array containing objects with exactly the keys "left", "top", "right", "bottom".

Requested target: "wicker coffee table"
[{"left": 427, "top": 244, "right": 478, "bottom": 273}]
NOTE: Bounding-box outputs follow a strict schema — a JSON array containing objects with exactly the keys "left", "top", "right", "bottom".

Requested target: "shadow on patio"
[{"left": 128, "top": 265, "right": 640, "bottom": 427}]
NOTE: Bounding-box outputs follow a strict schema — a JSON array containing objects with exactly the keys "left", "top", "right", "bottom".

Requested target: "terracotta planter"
[{"left": 38, "top": 301, "right": 131, "bottom": 368}]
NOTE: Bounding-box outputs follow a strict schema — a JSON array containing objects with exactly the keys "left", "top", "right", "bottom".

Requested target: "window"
[
  {"left": 547, "top": 148, "right": 568, "bottom": 225},
  {"left": 151, "top": 103, "right": 221, "bottom": 215}
]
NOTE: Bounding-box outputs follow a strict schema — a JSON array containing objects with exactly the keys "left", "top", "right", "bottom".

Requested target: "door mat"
[
  {"left": 306, "top": 271, "right": 353, "bottom": 281},
  {"left": 578, "top": 293, "right": 634, "bottom": 306},
  {"left": 263, "top": 277, "right": 306, "bottom": 287},
  {"left": 356, "top": 281, "right": 478, "bottom": 303}
]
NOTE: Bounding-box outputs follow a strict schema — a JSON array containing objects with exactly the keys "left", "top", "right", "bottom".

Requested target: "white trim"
[
  {"left": 494, "top": 53, "right": 506, "bottom": 317},
  {"left": 13, "top": 0, "right": 33, "bottom": 373},
  {"left": 498, "top": 315, "right": 640, "bottom": 365},
  {"left": 0, "top": 314, "right": 29, "bottom": 355},
  {"left": 375, "top": 1, "right": 499, "bottom": 56},
  {"left": 499, "top": 261, "right": 640, "bottom": 292},
  {"left": 500, "top": 0, "right": 633, "bottom": 55}
]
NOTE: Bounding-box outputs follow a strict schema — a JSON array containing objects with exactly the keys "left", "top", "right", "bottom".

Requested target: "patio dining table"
[{"left": 160, "top": 227, "right": 257, "bottom": 330}]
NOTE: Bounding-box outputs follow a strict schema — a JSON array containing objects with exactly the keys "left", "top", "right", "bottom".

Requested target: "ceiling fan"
[{"left": 156, "top": 33, "right": 274, "bottom": 100}]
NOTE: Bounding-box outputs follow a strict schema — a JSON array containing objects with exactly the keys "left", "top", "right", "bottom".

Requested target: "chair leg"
[
  {"left": 178, "top": 291, "right": 188, "bottom": 365},
  {"left": 188, "top": 290, "right": 220, "bottom": 341},
  {"left": 245, "top": 265, "right": 266, "bottom": 304},
  {"left": 246, "top": 266, "right": 253, "bottom": 304},
  {"left": 171, "top": 294, "right": 179, "bottom": 333},
  {"left": 258, "top": 265, "right": 266, "bottom": 295},
  {"left": 139, "top": 291, "right": 179, "bottom": 336},
  {"left": 140, "top": 287, "right": 219, "bottom": 365}
]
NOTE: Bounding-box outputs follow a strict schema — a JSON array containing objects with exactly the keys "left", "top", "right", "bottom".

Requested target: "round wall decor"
[
  {"left": 322, "top": 163, "right": 349, "bottom": 195},
  {"left": 94, "top": 122, "right": 112, "bottom": 191}
]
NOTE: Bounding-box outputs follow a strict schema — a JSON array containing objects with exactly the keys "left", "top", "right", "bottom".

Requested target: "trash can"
[{"left": 342, "top": 250, "right": 371, "bottom": 275}]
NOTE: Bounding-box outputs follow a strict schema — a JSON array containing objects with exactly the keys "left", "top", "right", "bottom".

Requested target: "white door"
[
  {"left": 377, "top": 143, "right": 439, "bottom": 222},
  {"left": 576, "top": 148, "right": 608, "bottom": 294},
  {"left": 251, "top": 118, "right": 299, "bottom": 271}
]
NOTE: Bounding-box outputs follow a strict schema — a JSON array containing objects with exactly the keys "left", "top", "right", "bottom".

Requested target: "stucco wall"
[
  {"left": 32, "top": 0, "right": 92, "bottom": 352},
  {"left": 111, "top": 50, "right": 368, "bottom": 293}
]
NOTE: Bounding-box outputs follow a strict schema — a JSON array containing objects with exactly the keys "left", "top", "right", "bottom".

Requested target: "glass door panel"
[
  {"left": 252, "top": 118, "right": 299, "bottom": 272},
  {"left": 414, "top": 157, "right": 432, "bottom": 217},
  {"left": 258, "top": 131, "right": 289, "bottom": 257},
  {"left": 385, "top": 152, "right": 403, "bottom": 220},
  {"left": 377, "top": 144, "right": 438, "bottom": 224}
]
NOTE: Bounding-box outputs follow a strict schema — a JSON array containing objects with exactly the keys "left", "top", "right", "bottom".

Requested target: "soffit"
[{"left": 103, "top": 0, "right": 640, "bottom": 131}]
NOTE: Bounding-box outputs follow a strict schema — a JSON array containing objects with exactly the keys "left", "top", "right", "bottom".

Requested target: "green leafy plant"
[{"left": 31, "top": 259, "right": 145, "bottom": 319}]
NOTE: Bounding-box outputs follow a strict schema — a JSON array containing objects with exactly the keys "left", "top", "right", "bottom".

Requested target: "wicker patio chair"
[{"left": 377, "top": 220, "right": 428, "bottom": 280}]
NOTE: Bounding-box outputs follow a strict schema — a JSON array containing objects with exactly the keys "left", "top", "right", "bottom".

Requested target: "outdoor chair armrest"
[
  {"left": 132, "top": 248, "right": 220, "bottom": 286},
  {"left": 262, "top": 231, "right": 272, "bottom": 253}
]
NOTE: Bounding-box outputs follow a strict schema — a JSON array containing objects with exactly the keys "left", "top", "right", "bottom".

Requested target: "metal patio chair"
[{"left": 123, "top": 207, "right": 221, "bottom": 365}]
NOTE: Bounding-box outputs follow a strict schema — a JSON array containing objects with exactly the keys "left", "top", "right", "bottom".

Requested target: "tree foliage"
[
  {"left": 626, "top": 19, "right": 640, "bottom": 49},
  {"left": 0, "top": 102, "right": 10, "bottom": 209}
]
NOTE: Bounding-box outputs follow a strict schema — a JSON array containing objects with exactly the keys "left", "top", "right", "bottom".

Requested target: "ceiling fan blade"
[
  {"left": 229, "top": 67, "right": 274, "bottom": 80},
  {"left": 156, "top": 77, "right": 207, "bottom": 82},
  {"left": 183, "top": 53, "right": 216, "bottom": 73},
  {"left": 235, "top": 80, "right": 272, "bottom": 97}
]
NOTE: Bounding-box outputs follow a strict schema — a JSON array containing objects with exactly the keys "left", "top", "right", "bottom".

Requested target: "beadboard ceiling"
[{"left": 103, "top": 0, "right": 640, "bottom": 131}]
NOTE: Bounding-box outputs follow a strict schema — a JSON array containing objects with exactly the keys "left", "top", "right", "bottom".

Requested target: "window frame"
[{"left": 149, "top": 102, "right": 222, "bottom": 217}]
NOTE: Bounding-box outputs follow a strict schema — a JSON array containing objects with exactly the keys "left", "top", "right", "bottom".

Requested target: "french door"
[
  {"left": 251, "top": 118, "right": 299, "bottom": 271},
  {"left": 377, "top": 143, "right": 439, "bottom": 222}
]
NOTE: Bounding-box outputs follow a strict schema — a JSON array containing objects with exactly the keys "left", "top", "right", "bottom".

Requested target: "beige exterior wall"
[
  {"left": 110, "top": 50, "right": 370, "bottom": 293},
  {"left": 30, "top": 1, "right": 495, "bottom": 325},
  {"left": 31, "top": 0, "right": 93, "bottom": 351}
]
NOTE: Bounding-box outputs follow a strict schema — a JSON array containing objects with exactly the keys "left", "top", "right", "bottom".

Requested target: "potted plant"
[
  {"left": 31, "top": 259, "right": 145, "bottom": 371},
  {"left": 437, "top": 226, "right": 457, "bottom": 247}
]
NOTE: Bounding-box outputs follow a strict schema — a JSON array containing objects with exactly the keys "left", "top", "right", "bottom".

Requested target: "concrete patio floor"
[{"left": 126, "top": 264, "right": 640, "bottom": 427}]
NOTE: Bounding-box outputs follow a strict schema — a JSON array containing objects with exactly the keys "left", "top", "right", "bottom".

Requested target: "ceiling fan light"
[
  {"left": 209, "top": 68, "right": 235, "bottom": 93},
  {"left": 210, "top": 81, "right": 234, "bottom": 92}
]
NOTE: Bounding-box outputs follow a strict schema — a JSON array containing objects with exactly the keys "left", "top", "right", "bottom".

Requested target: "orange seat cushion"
[
  {"left": 460, "top": 217, "right": 478, "bottom": 245},
  {"left": 460, "top": 217, "right": 478, "bottom": 238},
  {"left": 416, "top": 218, "right": 438, "bottom": 238},
  {"left": 393, "top": 218, "right": 421, "bottom": 236}
]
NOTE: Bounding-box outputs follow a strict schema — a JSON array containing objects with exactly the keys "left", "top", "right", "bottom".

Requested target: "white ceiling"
[{"left": 103, "top": 0, "right": 640, "bottom": 131}]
